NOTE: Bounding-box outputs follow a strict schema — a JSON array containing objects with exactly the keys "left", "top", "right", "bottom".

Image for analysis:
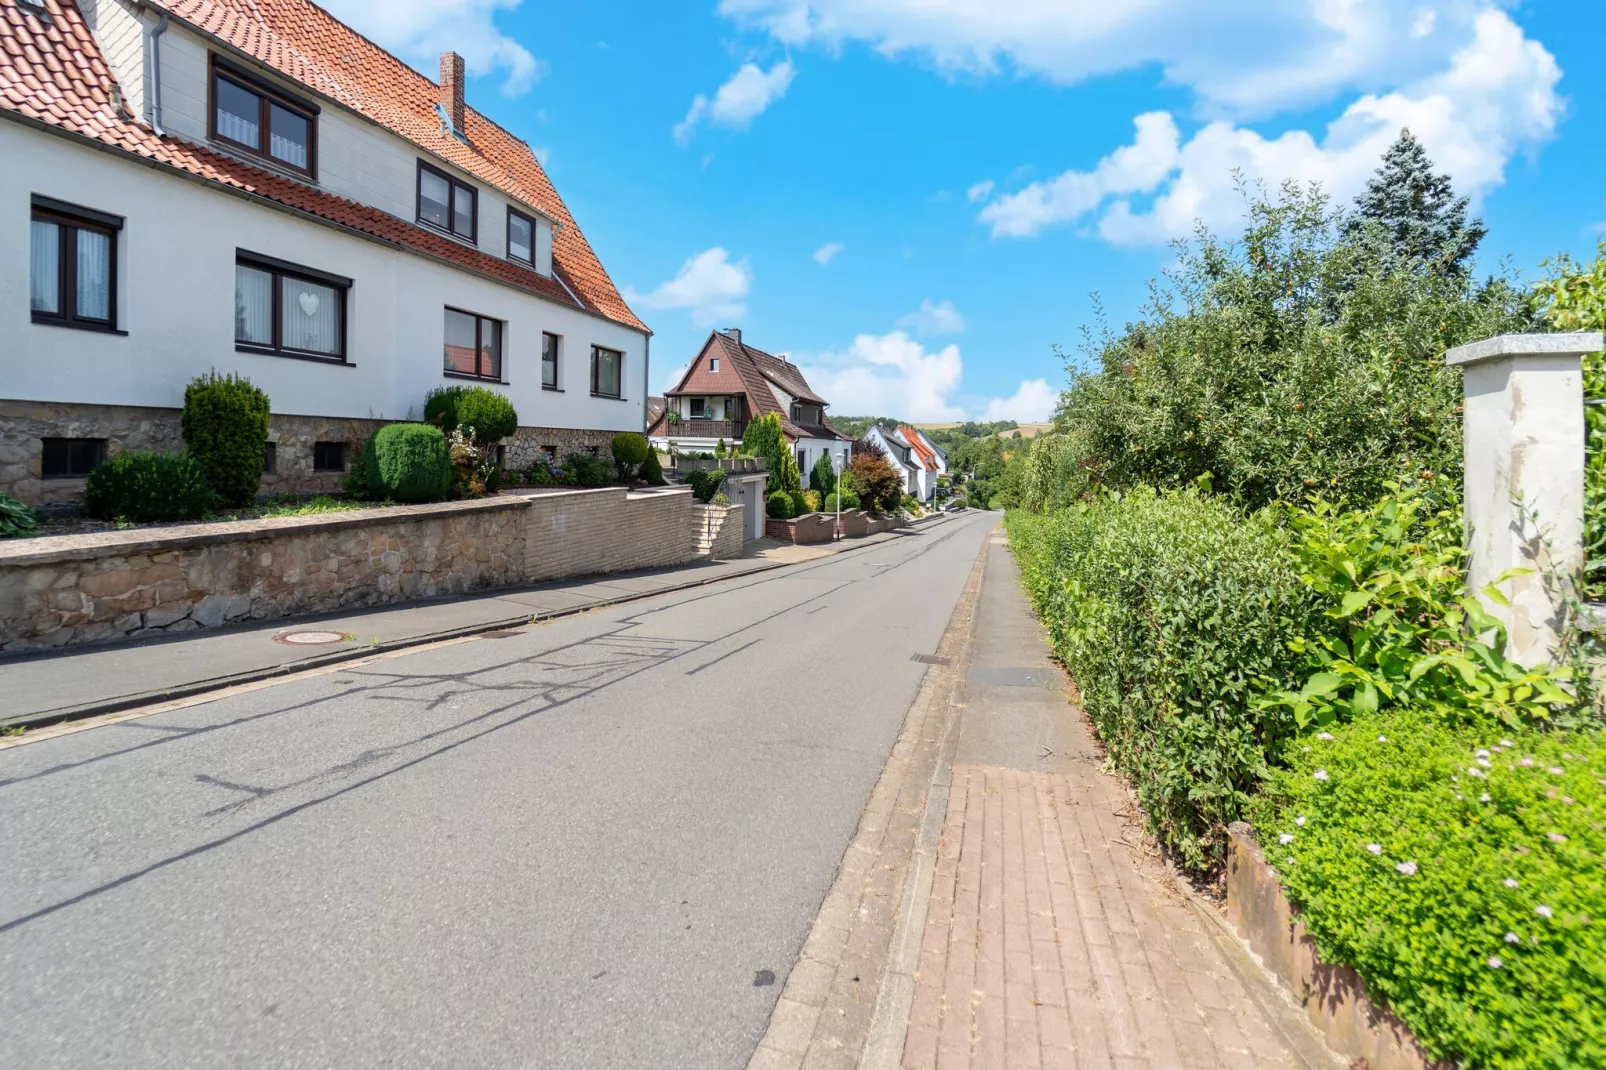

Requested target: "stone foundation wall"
[{"left": 0, "top": 399, "right": 626, "bottom": 507}]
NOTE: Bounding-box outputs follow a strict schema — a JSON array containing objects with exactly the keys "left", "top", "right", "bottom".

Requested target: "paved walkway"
[
  {"left": 900, "top": 533, "right": 1325, "bottom": 1069},
  {"left": 0, "top": 525, "right": 937, "bottom": 731}
]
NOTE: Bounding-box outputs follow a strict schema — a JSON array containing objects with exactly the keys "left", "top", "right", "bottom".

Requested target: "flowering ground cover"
[{"left": 1251, "top": 712, "right": 1606, "bottom": 1069}]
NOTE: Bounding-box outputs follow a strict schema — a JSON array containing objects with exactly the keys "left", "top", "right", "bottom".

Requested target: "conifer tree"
[{"left": 1342, "top": 128, "right": 1486, "bottom": 276}]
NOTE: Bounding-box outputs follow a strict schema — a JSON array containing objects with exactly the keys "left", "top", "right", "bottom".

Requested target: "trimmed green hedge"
[
  {"left": 823, "top": 491, "right": 860, "bottom": 512},
  {"left": 640, "top": 450, "right": 667, "bottom": 486},
  {"left": 426, "top": 385, "right": 517, "bottom": 443},
  {"left": 562, "top": 454, "right": 614, "bottom": 488},
  {"left": 1251, "top": 713, "right": 1606, "bottom": 1069},
  {"left": 611, "top": 432, "right": 649, "bottom": 478},
  {"left": 85, "top": 452, "right": 212, "bottom": 522},
  {"left": 686, "top": 468, "right": 726, "bottom": 503},
  {"left": 766, "top": 490, "right": 794, "bottom": 519},
  {"left": 181, "top": 372, "right": 268, "bottom": 508},
  {"left": 365, "top": 424, "right": 451, "bottom": 502}
]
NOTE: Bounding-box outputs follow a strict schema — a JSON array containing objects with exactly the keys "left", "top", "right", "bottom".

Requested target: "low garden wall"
[
  {"left": 0, "top": 486, "right": 717, "bottom": 654},
  {"left": 839, "top": 510, "right": 903, "bottom": 538},
  {"left": 765, "top": 513, "right": 838, "bottom": 545},
  {"left": 694, "top": 503, "right": 744, "bottom": 559},
  {"left": 1224, "top": 823, "right": 1444, "bottom": 1070}
]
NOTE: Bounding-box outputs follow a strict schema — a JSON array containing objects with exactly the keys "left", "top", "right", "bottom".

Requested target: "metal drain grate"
[
  {"left": 911, "top": 653, "right": 954, "bottom": 666},
  {"left": 273, "top": 630, "right": 350, "bottom": 646}
]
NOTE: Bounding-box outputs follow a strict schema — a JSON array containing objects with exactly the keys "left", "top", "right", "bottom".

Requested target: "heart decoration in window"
[{"left": 298, "top": 291, "right": 321, "bottom": 316}]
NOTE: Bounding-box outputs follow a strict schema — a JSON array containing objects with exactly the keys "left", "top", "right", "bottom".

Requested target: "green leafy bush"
[
  {"left": 456, "top": 388, "right": 518, "bottom": 444},
  {"left": 742, "top": 413, "right": 787, "bottom": 478},
  {"left": 802, "top": 489, "right": 822, "bottom": 513},
  {"left": 611, "top": 432, "right": 649, "bottom": 478},
  {"left": 715, "top": 438, "right": 728, "bottom": 459},
  {"left": 711, "top": 491, "right": 732, "bottom": 506},
  {"left": 181, "top": 371, "right": 269, "bottom": 507},
  {"left": 85, "top": 451, "right": 213, "bottom": 523},
  {"left": 1, "top": 493, "right": 38, "bottom": 537},
  {"left": 767, "top": 491, "right": 794, "bottom": 519},
  {"left": 424, "top": 385, "right": 467, "bottom": 433},
  {"left": 562, "top": 454, "right": 614, "bottom": 488},
  {"left": 527, "top": 463, "right": 555, "bottom": 486},
  {"left": 640, "top": 450, "right": 666, "bottom": 486},
  {"left": 849, "top": 449, "right": 904, "bottom": 512},
  {"left": 774, "top": 450, "right": 803, "bottom": 497},
  {"left": 1251, "top": 712, "right": 1606, "bottom": 1070},
  {"left": 343, "top": 434, "right": 375, "bottom": 499},
  {"left": 823, "top": 491, "right": 860, "bottom": 512},
  {"left": 365, "top": 424, "right": 451, "bottom": 502},
  {"left": 686, "top": 468, "right": 727, "bottom": 503},
  {"left": 1008, "top": 488, "right": 1313, "bottom": 870},
  {"left": 790, "top": 489, "right": 809, "bottom": 516}
]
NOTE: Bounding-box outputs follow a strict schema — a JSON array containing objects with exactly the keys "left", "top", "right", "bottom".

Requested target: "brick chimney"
[{"left": 440, "top": 51, "right": 465, "bottom": 133}]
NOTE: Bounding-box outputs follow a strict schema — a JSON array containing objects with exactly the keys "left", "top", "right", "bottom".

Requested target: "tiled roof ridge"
[{"left": 0, "top": 0, "right": 603, "bottom": 320}]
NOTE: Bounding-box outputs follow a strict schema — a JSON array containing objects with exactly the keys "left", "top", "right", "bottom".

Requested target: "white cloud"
[
  {"left": 718, "top": 0, "right": 1507, "bottom": 116},
  {"left": 983, "top": 379, "right": 1058, "bottom": 422},
  {"left": 897, "top": 298, "right": 966, "bottom": 336},
  {"left": 675, "top": 60, "right": 797, "bottom": 143},
  {"left": 966, "top": 179, "right": 995, "bottom": 203},
  {"left": 813, "top": 241, "right": 845, "bottom": 265},
  {"left": 978, "top": 11, "right": 1562, "bottom": 244},
  {"left": 320, "top": 0, "right": 544, "bottom": 96},
  {"left": 626, "top": 248, "right": 753, "bottom": 328},
  {"left": 791, "top": 328, "right": 1055, "bottom": 422}
]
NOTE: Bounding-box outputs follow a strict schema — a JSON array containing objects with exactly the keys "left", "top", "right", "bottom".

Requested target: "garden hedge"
[
  {"left": 85, "top": 451, "right": 213, "bottom": 522},
  {"left": 766, "top": 491, "right": 794, "bottom": 519}
]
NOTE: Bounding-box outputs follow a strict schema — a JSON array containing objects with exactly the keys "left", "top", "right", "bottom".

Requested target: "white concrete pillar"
[{"left": 1447, "top": 332, "right": 1602, "bottom": 666}]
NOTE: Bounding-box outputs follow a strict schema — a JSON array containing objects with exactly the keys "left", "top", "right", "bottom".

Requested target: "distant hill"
[{"left": 917, "top": 421, "right": 1053, "bottom": 440}]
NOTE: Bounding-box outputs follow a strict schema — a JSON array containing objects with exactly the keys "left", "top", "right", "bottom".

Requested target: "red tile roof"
[
  {"left": 898, "top": 425, "right": 939, "bottom": 471},
  {"left": 0, "top": 0, "right": 646, "bottom": 333},
  {"left": 650, "top": 331, "right": 848, "bottom": 442}
]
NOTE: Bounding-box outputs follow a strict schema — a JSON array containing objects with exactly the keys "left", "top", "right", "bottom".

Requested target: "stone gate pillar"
[{"left": 1447, "top": 332, "right": 1602, "bottom": 666}]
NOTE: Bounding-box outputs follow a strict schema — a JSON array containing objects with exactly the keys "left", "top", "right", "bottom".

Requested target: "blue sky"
[{"left": 327, "top": 1, "right": 1606, "bottom": 421}]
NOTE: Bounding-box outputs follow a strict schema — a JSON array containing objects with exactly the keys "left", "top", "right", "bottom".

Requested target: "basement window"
[
  {"left": 41, "top": 438, "right": 107, "bottom": 479},
  {"left": 312, "top": 441, "right": 346, "bottom": 472}
]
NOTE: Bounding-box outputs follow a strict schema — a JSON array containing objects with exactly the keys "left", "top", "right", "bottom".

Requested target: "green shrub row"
[
  {"left": 1249, "top": 713, "right": 1605, "bottom": 1069},
  {"left": 85, "top": 452, "right": 213, "bottom": 523},
  {"left": 686, "top": 468, "right": 726, "bottom": 503},
  {"left": 766, "top": 490, "right": 794, "bottom": 519}
]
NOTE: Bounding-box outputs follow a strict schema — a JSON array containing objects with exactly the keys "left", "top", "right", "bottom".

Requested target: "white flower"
[
  {"left": 1279, "top": 833, "right": 1295, "bottom": 845},
  {"left": 1548, "top": 832, "right": 1568, "bottom": 844},
  {"left": 1504, "top": 878, "right": 1519, "bottom": 889},
  {"left": 1505, "top": 932, "right": 1520, "bottom": 944},
  {"left": 1317, "top": 732, "right": 1334, "bottom": 741},
  {"left": 1536, "top": 905, "right": 1554, "bottom": 919},
  {"left": 1367, "top": 843, "right": 1383, "bottom": 855},
  {"left": 1480, "top": 793, "right": 1492, "bottom": 803},
  {"left": 1549, "top": 767, "right": 1565, "bottom": 775},
  {"left": 1477, "top": 757, "right": 1492, "bottom": 768},
  {"left": 1295, "top": 816, "right": 1307, "bottom": 827},
  {"left": 1488, "top": 956, "right": 1502, "bottom": 969},
  {"left": 1500, "top": 739, "right": 1514, "bottom": 748},
  {"left": 1396, "top": 861, "right": 1418, "bottom": 876},
  {"left": 1520, "top": 757, "right": 1536, "bottom": 767},
  {"left": 1467, "top": 767, "right": 1486, "bottom": 778},
  {"left": 1313, "top": 769, "right": 1329, "bottom": 781},
  {"left": 1377, "top": 735, "right": 1388, "bottom": 743},
  {"left": 1476, "top": 749, "right": 1491, "bottom": 759},
  {"left": 1301, "top": 746, "right": 1311, "bottom": 753}
]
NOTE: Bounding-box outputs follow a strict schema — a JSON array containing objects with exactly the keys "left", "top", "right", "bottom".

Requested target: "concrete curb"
[{"left": 3, "top": 517, "right": 961, "bottom": 732}]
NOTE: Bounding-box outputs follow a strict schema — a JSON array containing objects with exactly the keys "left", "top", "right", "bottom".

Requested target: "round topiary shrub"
[
  {"left": 824, "top": 491, "right": 860, "bottom": 512},
  {"left": 85, "top": 451, "right": 213, "bottom": 522},
  {"left": 455, "top": 387, "right": 518, "bottom": 444},
  {"left": 767, "top": 490, "right": 794, "bottom": 519},
  {"left": 365, "top": 423, "right": 451, "bottom": 502},
  {"left": 611, "top": 432, "right": 649, "bottom": 478},
  {"left": 181, "top": 371, "right": 269, "bottom": 508},
  {"left": 424, "top": 385, "right": 467, "bottom": 433}
]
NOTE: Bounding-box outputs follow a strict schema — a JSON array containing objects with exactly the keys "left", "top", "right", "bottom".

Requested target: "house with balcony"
[
  {"left": 647, "top": 329, "right": 851, "bottom": 476},
  {"left": 0, "top": 0, "right": 650, "bottom": 506}
]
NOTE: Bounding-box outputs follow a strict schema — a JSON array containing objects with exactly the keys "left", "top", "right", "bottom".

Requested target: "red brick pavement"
[{"left": 903, "top": 763, "right": 1304, "bottom": 1070}]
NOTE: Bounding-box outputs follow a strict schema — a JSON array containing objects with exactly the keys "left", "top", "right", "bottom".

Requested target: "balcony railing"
[{"left": 665, "top": 418, "right": 745, "bottom": 440}]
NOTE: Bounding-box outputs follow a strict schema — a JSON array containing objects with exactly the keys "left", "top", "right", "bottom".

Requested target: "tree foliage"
[
  {"left": 810, "top": 452, "right": 837, "bottom": 496},
  {"left": 848, "top": 448, "right": 903, "bottom": 512},
  {"left": 741, "top": 413, "right": 787, "bottom": 479},
  {"left": 1341, "top": 129, "right": 1487, "bottom": 279},
  {"left": 1049, "top": 181, "right": 1532, "bottom": 513}
]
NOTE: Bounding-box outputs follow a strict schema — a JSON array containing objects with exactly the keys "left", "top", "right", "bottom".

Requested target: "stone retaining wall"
[
  {"left": 0, "top": 486, "right": 716, "bottom": 654},
  {"left": 765, "top": 513, "right": 837, "bottom": 545},
  {"left": 1224, "top": 822, "right": 1446, "bottom": 1070},
  {"left": 694, "top": 503, "right": 744, "bottom": 560}
]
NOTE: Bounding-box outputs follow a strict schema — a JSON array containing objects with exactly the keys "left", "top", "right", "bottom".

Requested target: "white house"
[
  {"left": 862, "top": 423, "right": 944, "bottom": 504},
  {"left": 1, "top": 0, "right": 651, "bottom": 506},
  {"left": 647, "top": 329, "right": 851, "bottom": 478}
]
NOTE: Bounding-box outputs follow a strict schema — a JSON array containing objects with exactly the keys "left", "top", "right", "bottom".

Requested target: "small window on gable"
[
  {"left": 710, "top": 358, "right": 720, "bottom": 373},
  {"left": 507, "top": 208, "right": 535, "bottom": 265}
]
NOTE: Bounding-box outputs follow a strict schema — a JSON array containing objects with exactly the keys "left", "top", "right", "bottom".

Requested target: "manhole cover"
[{"left": 273, "top": 630, "right": 350, "bottom": 646}]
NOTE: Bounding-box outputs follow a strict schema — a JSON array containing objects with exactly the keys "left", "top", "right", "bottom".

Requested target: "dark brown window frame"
[
  {"left": 207, "top": 54, "right": 319, "bottom": 178},
  {"left": 590, "top": 345, "right": 624, "bottom": 400},
  {"left": 541, "top": 331, "right": 561, "bottom": 390},
  {"left": 507, "top": 206, "right": 537, "bottom": 266},
  {"left": 30, "top": 195, "right": 123, "bottom": 333},
  {"left": 234, "top": 250, "right": 351, "bottom": 364},
  {"left": 443, "top": 306, "right": 505, "bottom": 382},
  {"left": 417, "top": 160, "right": 478, "bottom": 243}
]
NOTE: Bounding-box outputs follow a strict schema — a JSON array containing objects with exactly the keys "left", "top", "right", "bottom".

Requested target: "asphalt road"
[{"left": 0, "top": 511, "right": 995, "bottom": 1068}]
